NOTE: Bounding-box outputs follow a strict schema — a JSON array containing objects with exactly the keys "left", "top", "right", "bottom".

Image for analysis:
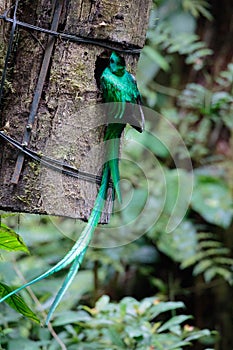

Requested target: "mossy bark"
[{"left": 0, "top": 0, "right": 151, "bottom": 221}]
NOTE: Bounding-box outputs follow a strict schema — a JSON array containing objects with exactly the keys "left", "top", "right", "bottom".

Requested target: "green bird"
[{"left": 0, "top": 52, "right": 144, "bottom": 324}]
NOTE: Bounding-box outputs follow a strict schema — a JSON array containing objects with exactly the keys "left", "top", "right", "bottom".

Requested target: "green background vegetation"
[{"left": 0, "top": 0, "right": 232, "bottom": 349}]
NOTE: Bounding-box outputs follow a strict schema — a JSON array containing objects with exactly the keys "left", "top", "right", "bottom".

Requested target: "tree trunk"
[{"left": 0, "top": 0, "right": 152, "bottom": 221}]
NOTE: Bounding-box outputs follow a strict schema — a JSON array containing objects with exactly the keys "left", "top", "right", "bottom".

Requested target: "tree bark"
[{"left": 0, "top": 0, "right": 151, "bottom": 221}]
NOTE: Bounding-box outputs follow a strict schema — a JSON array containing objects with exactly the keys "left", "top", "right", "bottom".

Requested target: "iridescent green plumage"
[
  {"left": 101, "top": 52, "right": 144, "bottom": 132},
  {"left": 101, "top": 52, "right": 144, "bottom": 200},
  {"left": 0, "top": 52, "right": 144, "bottom": 324}
]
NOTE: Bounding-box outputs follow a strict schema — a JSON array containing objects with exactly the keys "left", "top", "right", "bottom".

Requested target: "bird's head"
[{"left": 109, "top": 52, "right": 125, "bottom": 76}]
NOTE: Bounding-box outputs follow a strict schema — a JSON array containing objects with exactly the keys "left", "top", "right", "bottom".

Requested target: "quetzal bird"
[{"left": 0, "top": 52, "right": 144, "bottom": 324}]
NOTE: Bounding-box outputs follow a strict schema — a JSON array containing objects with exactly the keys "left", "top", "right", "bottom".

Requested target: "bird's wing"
[
  {"left": 100, "top": 68, "right": 126, "bottom": 122},
  {"left": 123, "top": 73, "right": 145, "bottom": 132}
]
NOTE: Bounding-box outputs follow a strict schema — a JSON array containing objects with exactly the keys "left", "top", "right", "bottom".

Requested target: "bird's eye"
[{"left": 110, "top": 58, "right": 114, "bottom": 63}]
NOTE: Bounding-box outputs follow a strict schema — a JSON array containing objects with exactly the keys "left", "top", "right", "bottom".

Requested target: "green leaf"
[
  {"left": 149, "top": 301, "right": 185, "bottom": 319},
  {"left": 167, "top": 34, "right": 198, "bottom": 53},
  {"left": 185, "top": 48, "right": 213, "bottom": 64},
  {"left": 181, "top": 251, "right": 206, "bottom": 268},
  {"left": 157, "top": 220, "right": 197, "bottom": 263},
  {"left": 140, "top": 131, "right": 170, "bottom": 158},
  {"left": 164, "top": 169, "right": 192, "bottom": 212},
  {"left": 193, "top": 259, "right": 213, "bottom": 275},
  {"left": 0, "top": 223, "right": 29, "bottom": 253},
  {"left": 198, "top": 240, "right": 222, "bottom": 249},
  {"left": 108, "top": 327, "right": 126, "bottom": 347},
  {"left": 213, "top": 257, "right": 233, "bottom": 265},
  {"left": 204, "top": 266, "right": 232, "bottom": 283},
  {"left": 185, "top": 329, "right": 211, "bottom": 341},
  {"left": 182, "top": 0, "right": 212, "bottom": 19},
  {"left": 167, "top": 341, "right": 191, "bottom": 349},
  {"left": 216, "top": 63, "right": 233, "bottom": 87},
  {"left": 143, "top": 46, "right": 170, "bottom": 71},
  {"left": 191, "top": 175, "right": 233, "bottom": 228},
  {"left": 157, "top": 315, "right": 192, "bottom": 333},
  {"left": 53, "top": 310, "right": 92, "bottom": 326},
  {"left": 179, "top": 41, "right": 205, "bottom": 55},
  {"left": 95, "top": 295, "right": 110, "bottom": 311},
  {"left": 125, "top": 325, "right": 143, "bottom": 338},
  {"left": 8, "top": 339, "right": 44, "bottom": 350},
  {"left": 0, "top": 283, "right": 40, "bottom": 323}
]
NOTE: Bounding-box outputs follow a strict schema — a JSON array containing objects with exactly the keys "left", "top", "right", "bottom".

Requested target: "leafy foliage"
[
  {"left": 147, "top": 25, "right": 212, "bottom": 70},
  {"left": 68, "top": 295, "right": 213, "bottom": 349},
  {"left": 191, "top": 174, "right": 233, "bottom": 228},
  {"left": 181, "top": 232, "right": 233, "bottom": 284},
  {"left": 138, "top": 1, "right": 233, "bottom": 304},
  {"left": 181, "top": 0, "right": 213, "bottom": 20},
  {"left": 216, "top": 62, "right": 233, "bottom": 88},
  {"left": 0, "top": 295, "right": 215, "bottom": 349},
  {"left": 178, "top": 82, "right": 233, "bottom": 131},
  {"left": 138, "top": 3, "right": 213, "bottom": 107}
]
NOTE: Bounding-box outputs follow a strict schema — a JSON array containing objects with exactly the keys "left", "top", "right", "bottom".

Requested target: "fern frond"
[
  {"left": 181, "top": 232, "right": 233, "bottom": 284},
  {"left": 193, "top": 259, "right": 212, "bottom": 275},
  {"left": 204, "top": 266, "right": 232, "bottom": 283},
  {"left": 215, "top": 63, "right": 233, "bottom": 88},
  {"left": 145, "top": 23, "right": 213, "bottom": 73},
  {"left": 182, "top": 0, "right": 213, "bottom": 20}
]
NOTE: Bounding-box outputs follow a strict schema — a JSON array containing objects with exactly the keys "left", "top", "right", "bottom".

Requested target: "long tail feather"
[
  {"left": 46, "top": 248, "right": 87, "bottom": 324},
  {"left": 0, "top": 166, "right": 110, "bottom": 311},
  {"left": 107, "top": 137, "right": 122, "bottom": 203},
  {"left": 109, "top": 139, "right": 122, "bottom": 203},
  {"left": 0, "top": 224, "right": 95, "bottom": 304}
]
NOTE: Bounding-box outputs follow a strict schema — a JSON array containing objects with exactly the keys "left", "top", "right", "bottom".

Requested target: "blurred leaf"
[
  {"left": 137, "top": 52, "right": 160, "bottom": 86},
  {"left": 157, "top": 315, "right": 192, "bottom": 333},
  {"left": 185, "top": 48, "right": 213, "bottom": 64},
  {"left": 212, "top": 91, "right": 233, "bottom": 109},
  {"left": 167, "top": 340, "right": 192, "bottom": 349},
  {"left": 179, "top": 41, "right": 205, "bottom": 55},
  {"left": 167, "top": 34, "right": 199, "bottom": 53},
  {"left": 185, "top": 329, "right": 211, "bottom": 341},
  {"left": 53, "top": 310, "right": 92, "bottom": 326},
  {"left": 193, "top": 259, "right": 213, "bottom": 275},
  {"left": 149, "top": 301, "right": 185, "bottom": 319},
  {"left": 108, "top": 327, "right": 127, "bottom": 347},
  {"left": 95, "top": 295, "right": 110, "bottom": 311},
  {"left": 125, "top": 325, "right": 143, "bottom": 338},
  {"left": 163, "top": 169, "right": 192, "bottom": 219},
  {"left": 181, "top": 231, "right": 233, "bottom": 283},
  {"left": 156, "top": 220, "right": 197, "bottom": 263},
  {"left": 8, "top": 339, "right": 45, "bottom": 350},
  {"left": 191, "top": 175, "right": 233, "bottom": 228},
  {"left": 204, "top": 266, "right": 232, "bottom": 283},
  {"left": 143, "top": 46, "right": 170, "bottom": 71},
  {"left": 141, "top": 131, "right": 170, "bottom": 158},
  {"left": 216, "top": 63, "right": 233, "bottom": 87},
  {"left": 182, "top": 0, "right": 213, "bottom": 20}
]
